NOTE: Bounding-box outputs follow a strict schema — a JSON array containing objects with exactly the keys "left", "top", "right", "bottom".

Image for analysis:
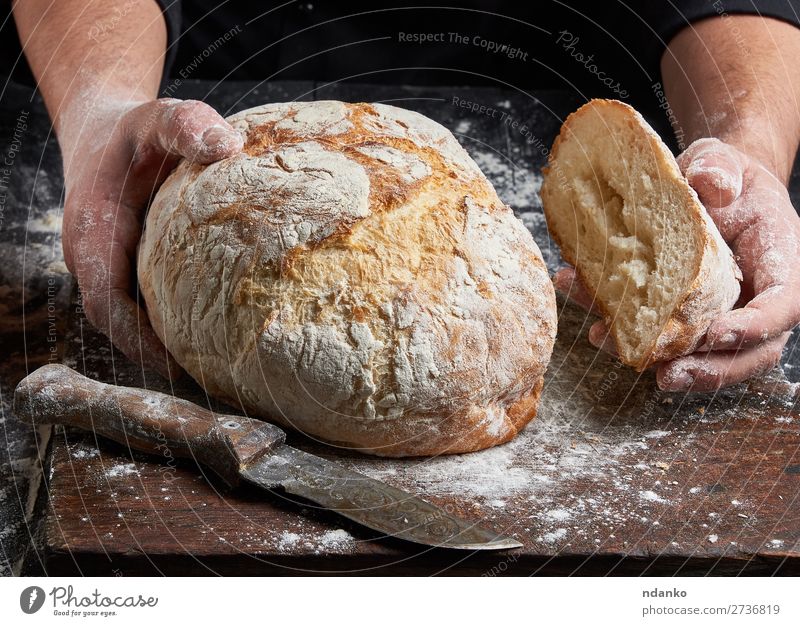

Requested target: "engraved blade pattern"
[{"left": 240, "top": 445, "right": 522, "bottom": 551}]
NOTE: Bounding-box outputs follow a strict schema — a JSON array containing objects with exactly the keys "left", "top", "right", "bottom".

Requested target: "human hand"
[
  {"left": 553, "top": 137, "right": 800, "bottom": 392},
  {"left": 61, "top": 98, "right": 243, "bottom": 379}
]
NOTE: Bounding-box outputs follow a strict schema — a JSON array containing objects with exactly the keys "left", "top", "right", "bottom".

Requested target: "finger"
[
  {"left": 705, "top": 217, "right": 800, "bottom": 350},
  {"left": 129, "top": 99, "right": 243, "bottom": 165},
  {"left": 71, "top": 202, "right": 182, "bottom": 381},
  {"left": 705, "top": 284, "right": 800, "bottom": 350},
  {"left": 553, "top": 267, "right": 597, "bottom": 313},
  {"left": 678, "top": 137, "right": 743, "bottom": 210},
  {"left": 587, "top": 319, "right": 617, "bottom": 356},
  {"left": 88, "top": 286, "right": 182, "bottom": 382},
  {"left": 656, "top": 333, "right": 787, "bottom": 392},
  {"left": 79, "top": 252, "right": 182, "bottom": 381}
]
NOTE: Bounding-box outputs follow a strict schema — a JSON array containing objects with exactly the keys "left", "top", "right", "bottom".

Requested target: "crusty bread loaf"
[
  {"left": 138, "top": 101, "right": 557, "bottom": 457},
  {"left": 541, "top": 99, "right": 741, "bottom": 370}
]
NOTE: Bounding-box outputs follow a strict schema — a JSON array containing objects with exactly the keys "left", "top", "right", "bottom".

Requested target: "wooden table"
[{"left": 33, "top": 80, "right": 800, "bottom": 575}]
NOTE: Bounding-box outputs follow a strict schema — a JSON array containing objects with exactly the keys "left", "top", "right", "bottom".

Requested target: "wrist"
[{"left": 57, "top": 91, "right": 151, "bottom": 176}]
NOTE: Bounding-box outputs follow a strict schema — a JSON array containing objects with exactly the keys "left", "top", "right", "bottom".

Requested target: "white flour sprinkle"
[
  {"left": 318, "top": 529, "right": 354, "bottom": 550},
  {"left": 105, "top": 463, "right": 139, "bottom": 478},
  {"left": 71, "top": 447, "right": 99, "bottom": 460},
  {"left": 470, "top": 150, "right": 543, "bottom": 210},
  {"left": 25, "top": 213, "right": 63, "bottom": 233},
  {"left": 540, "top": 528, "right": 568, "bottom": 543},
  {"left": 278, "top": 531, "right": 302, "bottom": 549},
  {"left": 639, "top": 490, "right": 669, "bottom": 504},
  {"left": 348, "top": 403, "right": 648, "bottom": 500},
  {"left": 454, "top": 120, "right": 472, "bottom": 135},
  {"left": 545, "top": 508, "right": 571, "bottom": 521}
]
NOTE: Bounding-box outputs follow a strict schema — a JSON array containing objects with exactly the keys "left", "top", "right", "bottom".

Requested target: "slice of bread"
[{"left": 541, "top": 99, "right": 741, "bottom": 370}]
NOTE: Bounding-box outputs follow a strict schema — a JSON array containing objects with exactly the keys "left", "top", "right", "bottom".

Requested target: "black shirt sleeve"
[
  {"left": 637, "top": 0, "right": 800, "bottom": 73},
  {"left": 156, "top": 0, "right": 182, "bottom": 92}
]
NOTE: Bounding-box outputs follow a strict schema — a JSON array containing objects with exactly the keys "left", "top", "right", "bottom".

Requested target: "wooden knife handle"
[{"left": 13, "top": 364, "right": 286, "bottom": 487}]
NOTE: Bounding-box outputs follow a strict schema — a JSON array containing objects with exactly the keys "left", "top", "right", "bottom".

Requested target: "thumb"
[
  {"left": 678, "top": 138, "right": 744, "bottom": 209},
  {"left": 127, "top": 99, "right": 244, "bottom": 164}
]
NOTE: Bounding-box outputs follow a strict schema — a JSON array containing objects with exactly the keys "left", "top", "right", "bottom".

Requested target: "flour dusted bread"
[
  {"left": 138, "top": 101, "right": 557, "bottom": 457},
  {"left": 541, "top": 99, "right": 741, "bottom": 370}
]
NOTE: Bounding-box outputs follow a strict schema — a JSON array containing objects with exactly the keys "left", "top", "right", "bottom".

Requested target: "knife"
[{"left": 14, "top": 364, "right": 521, "bottom": 551}]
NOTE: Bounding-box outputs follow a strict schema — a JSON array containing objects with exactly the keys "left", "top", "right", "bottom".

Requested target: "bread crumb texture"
[
  {"left": 138, "top": 101, "right": 556, "bottom": 456},
  {"left": 541, "top": 99, "right": 740, "bottom": 369}
]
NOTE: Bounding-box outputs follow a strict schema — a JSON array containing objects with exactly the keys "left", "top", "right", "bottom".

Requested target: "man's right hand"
[{"left": 62, "top": 98, "right": 243, "bottom": 379}]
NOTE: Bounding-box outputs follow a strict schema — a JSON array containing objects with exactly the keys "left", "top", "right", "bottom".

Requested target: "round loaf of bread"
[{"left": 138, "top": 101, "right": 556, "bottom": 456}]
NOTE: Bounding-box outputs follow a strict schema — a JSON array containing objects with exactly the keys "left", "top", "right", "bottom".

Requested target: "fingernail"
[
  {"left": 201, "top": 125, "right": 242, "bottom": 151},
  {"left": 588, "top": 326, "right": 605, "bottom": 347},
  {"left": 666, "top": 370, "right": 694, "bottom": 391},
  {"left": 686, "top": 159, "right": 742, "bottom": 205},
  {"left": 715, "top": 331, "right": 738, "bottom": 348}
]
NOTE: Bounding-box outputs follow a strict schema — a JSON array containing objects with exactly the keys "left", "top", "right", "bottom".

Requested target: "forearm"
[
  {"left": 661, "top": 15, "right": 800, "bottom": 184},
  {"left": 12, "top": 0, "right": 167, "bottom": 169}
]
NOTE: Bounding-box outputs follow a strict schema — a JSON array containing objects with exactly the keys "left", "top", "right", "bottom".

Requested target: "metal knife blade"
[
  {"left": 241, "top": 445, "right": 522, "bottom": 551},
  {"left": 14, "top": 364, "right": 522, "bottom": 551}
]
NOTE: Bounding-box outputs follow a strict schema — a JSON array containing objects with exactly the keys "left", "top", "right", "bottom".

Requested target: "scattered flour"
[
  {"left": 278, "top": 531, "right": 302, "bottom": 549},
  {"left": 25, "top": 213, "right": 63, "bottom": 234},
  {"left": 540, "top": 528, "right": 568, "bottom": 544},
  {"left": 276, "top": 528, "right": 354, "bottom": 554},
  {"left": 351, "top": 408, "right": 646, "bottom": 500},
  {"left": 454, "top": 120, "right": 472, "bottom": 135},
  {"left": 104, "top": 463, "right": 139, "bottom": 478},
  {"left": 639, "top": 490, "right": 669, "bottom": 504},
  {"left": 546, "top": 508, "right": 571, "bottom": 521},
  {"left": 318, "top": 529, "right": 355, "bottom": 550},
  {"left": 71, "top": 447, "right": 99, "bottom": 460},
  {"left": 470, "top": 150, "right": 543, "bottom": 210}
]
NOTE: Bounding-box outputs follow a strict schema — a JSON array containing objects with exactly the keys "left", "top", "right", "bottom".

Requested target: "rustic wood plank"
[{"left": 38, "top": 80, "right": 800, "bottom": 575}]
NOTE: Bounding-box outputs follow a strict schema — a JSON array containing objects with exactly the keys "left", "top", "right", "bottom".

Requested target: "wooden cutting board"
[{"left": 36, "top": 82, "right": 800, "bottom": 575}]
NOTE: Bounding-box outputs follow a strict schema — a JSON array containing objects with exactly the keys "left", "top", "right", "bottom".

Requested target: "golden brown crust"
[{"left": 139, "top": 101, "right": 557, "bottom": 457}]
